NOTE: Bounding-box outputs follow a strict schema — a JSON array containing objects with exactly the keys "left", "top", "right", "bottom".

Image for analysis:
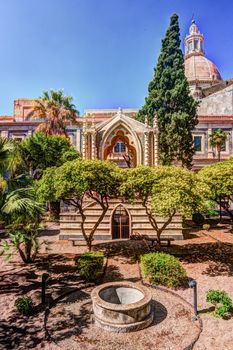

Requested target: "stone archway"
[
  {"left": 111, "top": 204, "right": 130, "bottom": 239},
  {"left": 103, "top": 129, "right": 137, "bottom": 167}
]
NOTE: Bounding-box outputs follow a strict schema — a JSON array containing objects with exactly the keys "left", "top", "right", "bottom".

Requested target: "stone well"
[{"left": 91, "top": 281, "right": 153, "bottom": 332}]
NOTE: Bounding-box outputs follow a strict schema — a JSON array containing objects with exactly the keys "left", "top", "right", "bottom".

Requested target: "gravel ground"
[
  {"left": 48, "top": 287, "right": 200, "bottom": 350},
  {"left": 0, "top": 227, "right": 233, "bottom": 349}
]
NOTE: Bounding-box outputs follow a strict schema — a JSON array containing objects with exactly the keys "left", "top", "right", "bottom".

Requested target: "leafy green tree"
[
  {"left": 0, "top": 137, "right": 45, "bottom": 263},
  {"left": 137, "top": 14, "right": 198, "bottom": 168},
  {"left": 0, "top": 137, "right": 16, "bottom": 175},
  {"left": 121, "top": 166, "right": 205, "bottom": 243},
  {"left": 18, "top": 132, "right": 80, "bottom": 220},
  {"left": 19, "top": 132, "right": 80, "bottom": 178},
  {"left": 209, "top": 128, "right": 229, "bottom": 162},
  {"left": 33, "top": 89, "right": 78, "bottom": 136},
  {"left": 0, "top": 187, "right": 44, "bottom": 263},
  {"left": 1, "top": 223, "right": 44, "bottom": 263},
  {"left": 37, "top": 159, "right": 122, "bottom": 250},
  {"left": 198, "top": 160, "right": 233, "bottom": 223},
  {"left": 0, "top": 177, "right": 6, "bottom": 192}
]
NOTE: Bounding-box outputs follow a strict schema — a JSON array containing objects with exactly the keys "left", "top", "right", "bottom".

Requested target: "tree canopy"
[
  {"left": 121, "top": 165, "right": 205, "bottom": 242},
  {"left": 137, "top": 13, "right": 198, "bottom": 168},
  {"left": 0, "top": 137, "right": 16, "bottom": 175},
  {"left": 198, "top": 160, "right": 233, "bottom": 221},
  {"left": 209, "top": 128, "right": 229, "bottom": 161},
  {"left": 19, "top": 132, "right": 80, "bottom": 178},
  {"left": 37, "top": 159, "right": 122, "bottom": 249}
]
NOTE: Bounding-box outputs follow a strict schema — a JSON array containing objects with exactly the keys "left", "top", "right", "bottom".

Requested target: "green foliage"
[
  {"left": 38, "top": 159, "right": 122, "bottom": 204},
  {"left": 202, "top": 224, "right": 210, "bottom": 231},
  {"left": 19, "top": 132, "right": 80, "bottom": 177},
  {"left": 198, "top": 160, "right": 233, "bottom": 221},
  {"left": 120, "top": 166, "right": 156, "bottom": 204},
  {"left": 121, "top": 166, "right": 206, "bottom": 242},
  {"left": 137, "top": 14, "right": 198, "bottom": 168},
  {"left": 37, "top": 159, "right": 122, "bottom": 249},
  {"left": 1, "top": 223, "right": 45, "bottom": 263},
  {"left": 0, "top": 176, "right": 6, "bottom": 193},
  {"left": 207, "top": 290, "right": 233, "bottom": 318},
  {"left": 198, "top": 160, "right": 233, "bottom": 199},
  {"left": 140, "top": 252, "right": 187, "bottom": 288},
  {"left": 206, "top": 201, "right": 218, "bottom": 217},
  {"left": 209, "top": 129, "right": 229, "bottom": 161},
  {"left": 76, "top": 251, "right": 104, "bottom": 282},
  {"left": 15, "top": 296, "right": 33, "bottom": 315},
  {"left": 151, "top": 166, "right": 206, "bottom": 218},
  {"left": 0, "top": 137, "right": 16, "bottom": 175},
  {"left": 2, "top": 187, "right": 43, "bottom": 224},
  {"left": 192, "top": 213, "right": 205, "bottom": 225},
  {"left": 0, "top": 185, "right": 44, "bottom": 263}
]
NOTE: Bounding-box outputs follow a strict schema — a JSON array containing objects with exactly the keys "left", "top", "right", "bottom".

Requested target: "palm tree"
[
  {"left": 2, "top": 187, "right": 43, "bottom": 222},
  {"left": 33, "top": 89, "right": 79, "bottom": 136},
  {"left": 209, "top": 129, "right": 229, "bottom": 162},
  {"left": 0, "top": 137, "right": 15, "bottom": 175},
  {"left": 0, "top": 187, "right": 44, "bottom": 263}
]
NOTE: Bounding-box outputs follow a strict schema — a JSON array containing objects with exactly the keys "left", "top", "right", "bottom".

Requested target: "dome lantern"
[{"left": 185, "top": 19, "right": 204, "bottom": 57}]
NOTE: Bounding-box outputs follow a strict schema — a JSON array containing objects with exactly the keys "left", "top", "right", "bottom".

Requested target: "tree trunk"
[
  {"left": 142, "top": 201, "right": 176, "bottom": 245},
  {"left": 25, "top": 240, "right": 32, "bottom": 263},
  {"left": 16, "top": 243, "right": 28, "bottom": 264},
  {"left": 157, "top": 210, "right": 176, "bottom": 244},
  {"left": 49, "top": 201, "right": 60, "bottom": 221},
  {"left": 217, "top": 145, "right": 221, "bottom": 162},
  {"left": 87, "top": 239, "right": 92, "bottom": 251}
]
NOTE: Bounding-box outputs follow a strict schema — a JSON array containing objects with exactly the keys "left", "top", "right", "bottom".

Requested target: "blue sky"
[{"left": 0, "top": 0, "right": 232, "bottom": 116}]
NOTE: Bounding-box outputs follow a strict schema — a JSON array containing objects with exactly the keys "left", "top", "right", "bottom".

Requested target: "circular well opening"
[{"left": 99, "top": 286, "right": 144, "bottom": 305}]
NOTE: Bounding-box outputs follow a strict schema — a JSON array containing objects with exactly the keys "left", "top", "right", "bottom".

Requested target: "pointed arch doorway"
[{"left": 112, "top": 205, "right": 130, "bottom": 239}]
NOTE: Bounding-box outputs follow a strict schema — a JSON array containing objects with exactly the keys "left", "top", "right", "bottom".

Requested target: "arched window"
[
  {"left": 114, "top": 142, "right": 126, "bottom": 153},
  {"left": 112, "top": 205, "right": 129, "bottom": 239}
]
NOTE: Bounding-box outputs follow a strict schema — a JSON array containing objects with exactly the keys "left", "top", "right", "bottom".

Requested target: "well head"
[{"left": 91, "top": 281, "right": 153, "bottom": 332}]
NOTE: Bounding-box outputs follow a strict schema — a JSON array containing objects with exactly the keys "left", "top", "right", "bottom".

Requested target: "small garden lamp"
[
  {"left": 42, "top": 273, "right": 50, "bottom": 304},
  {"left": 188, "top": 279, "right": 198, "bottom": 320}
]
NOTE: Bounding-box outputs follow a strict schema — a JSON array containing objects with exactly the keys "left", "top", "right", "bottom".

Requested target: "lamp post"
[
  {"left": 188, "top": 279, "right": 198, "bottom": 320},
  {"left": 41, "top": 273, "right": 50, "bottom": 304}
]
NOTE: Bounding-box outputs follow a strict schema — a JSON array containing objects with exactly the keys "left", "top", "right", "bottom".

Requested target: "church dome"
[
  {"left": 184, "top": 20, "right": 222, "bottom": 85},
  {"left": 185, "top": 55, "right": 222, "bottom": 83}
]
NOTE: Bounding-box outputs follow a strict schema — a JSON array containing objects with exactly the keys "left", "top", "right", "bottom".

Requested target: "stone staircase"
[{"left": 59, "top": 198, "right": 184, "bottom": 241}]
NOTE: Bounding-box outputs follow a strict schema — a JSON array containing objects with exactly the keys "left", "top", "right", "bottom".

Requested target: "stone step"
[
  {"left": 60, "top": 231, "right": 110, "bottom": 237},
  {"left": 60, "top": 217, "right": 183, "bottom": 225},
  {"left": 60, "top": 223, "right": 111, "bottom": 229}
]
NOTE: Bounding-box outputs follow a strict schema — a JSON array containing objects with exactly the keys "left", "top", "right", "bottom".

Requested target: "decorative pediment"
[{"left": 94, "top": 108, "right": 151, "bottom": 134}]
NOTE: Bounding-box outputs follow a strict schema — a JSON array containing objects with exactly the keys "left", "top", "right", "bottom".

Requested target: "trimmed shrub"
[
  {"left": 76, "top": 251, "right": 104, "bottom": 282},
  {"left": 202, "top": 223, "right": 210, "bottom": 231},
  {"left": 140, "top": 252, "right": 187, "bottom": 288},
  {"left": 15, "top": 296, "right": 33, "bottom": 315},
  {"left": 207, "top": 289, "right": 233, "bottom": 318},
  {"left": 192, "top": 212, "right": 205, "bottom": 225}
]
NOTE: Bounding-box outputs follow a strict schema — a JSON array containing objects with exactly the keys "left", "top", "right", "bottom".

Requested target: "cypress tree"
[{"left": 137, "top": 13, "right": 198, "bottom": 168}]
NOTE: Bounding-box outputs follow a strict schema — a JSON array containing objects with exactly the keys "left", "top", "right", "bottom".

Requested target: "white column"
[
  {"left": 91, "top": 132, "right": 96, "bottom": 160},
  {"left": 153, "top": 114, "right": 159, "bottom": 166},
  {"left": 82, "top": 116, "right": 88, "bottom": 159},
  {"left": 207, "top": 127, "right": 213, "bottom": 158},
  {"left": 144, "top": 132, "right": 149, "bottom": 166},
  {"left": 76, "top": 128, "right": 81, "bottom": 152},
  {"left": 82, "top": 132, "right": 86, "bottom": 159}
]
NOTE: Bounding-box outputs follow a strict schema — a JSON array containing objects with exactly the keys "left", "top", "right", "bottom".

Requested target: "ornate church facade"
[{"left": 1, "top": 21, "right": 233, "bottom": 241}]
